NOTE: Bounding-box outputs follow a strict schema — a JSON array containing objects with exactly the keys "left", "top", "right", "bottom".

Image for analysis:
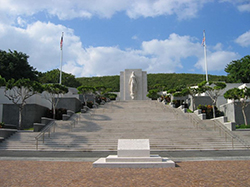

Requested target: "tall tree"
[
  {"left": 225, "top": 55, "right": 250, "bottom": 83},
  {"left": 4, "top": 79, "right": 43, "bottom": 129},
  {"left": 38, "top": 69, "right": 81, "bottom": 88},
  {"left": 42, "top": 84, "right": 68, "bottom": 119},
  {"left": 0, "top": 50, "right": 38, "bottom": 81},
  {"left": 224, "top": 87, "right": 250, "bottom": 126},
  {"left": 199, "top": 81, "right": 226, "bottom": 118},
  {"left": 0, "top": 75, "right": 6, "bottom": 87}
]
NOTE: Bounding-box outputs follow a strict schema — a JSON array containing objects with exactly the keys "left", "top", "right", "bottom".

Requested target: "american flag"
[
  {"left": 60, "top": 33, "right": 63, "bottom": 50},
  {"left": 201, "top": 30, "right": 206, "bottom": 46}
]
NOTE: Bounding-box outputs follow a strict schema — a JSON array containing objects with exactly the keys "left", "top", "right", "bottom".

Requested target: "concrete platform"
[
  {"left": 93, "top": 157, "right": 175, "bottom": 168},
  {"left": 93, "top": 139, "right": 175, "bottom": 168}
]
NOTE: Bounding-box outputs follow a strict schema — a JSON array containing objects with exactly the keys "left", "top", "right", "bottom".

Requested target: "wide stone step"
[{"left": 0, "top": 100, "right": 248, "bottom": 151}]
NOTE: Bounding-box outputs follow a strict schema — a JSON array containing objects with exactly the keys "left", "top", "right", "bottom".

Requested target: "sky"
[{"left": 0, "top": 0, "right": 250, "bottom": 77}]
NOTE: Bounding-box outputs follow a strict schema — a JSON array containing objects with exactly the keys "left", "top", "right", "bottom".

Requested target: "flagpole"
[
  {"left": 59, "top": 32, "right": 64, "bottom": 84},
  {"left": 203, "top": 30, "right": 208, "bottom": 82}
]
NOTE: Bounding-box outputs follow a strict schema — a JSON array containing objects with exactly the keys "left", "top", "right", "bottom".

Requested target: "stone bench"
[
  {"left": 41, "top": 117, "right": 54, "bottom": 125},
  {"left": 81, "top": 108, "right": 87, "bottom": 113},
  {"left": 33, "top": 117, "right": 55, "bottom": 132},
  {"left": 81, "top": 106, "right": 90, "bottom": 113},
  {"left": 33, "top": 123, "right": 46, "bottom": 132},
  {"left": 67, "top": 110, "right": 74, "bottom": 117},
  {"left": 3, "top": 124, "right": 17, "bottom": 129},
  {"left": 62, "top": 114, "right": 70, "bottom": 121}
]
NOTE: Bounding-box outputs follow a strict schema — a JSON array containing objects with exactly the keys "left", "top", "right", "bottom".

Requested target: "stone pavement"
[{"left": 0, "top": 160, "right": 249, "bottom": 186}]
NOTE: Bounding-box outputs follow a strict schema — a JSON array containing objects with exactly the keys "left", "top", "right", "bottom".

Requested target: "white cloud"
[
  {"left": 1, "top": 0, "right": 249, "bottom": 24},
  {"left": 219, "top": 0, "right": 250, "bottom": 12},
  {"left": 0, "top": 0, "right": 212, "bottom": 21},
  {"left": 73, "top": 46, "right": 152, "bottom": 77},
  {"left": 125, "top": 0, "right": 210, "bottom": 20},
  {"left": 213, "top": 43, "right": 223, "bottom": 51},
  {"left": 235, "top": 30, "right": 250, "bottom": 47},
  {"left": 238, "top": 3, "right": 250, "bottom": 12},
  {"left": 140, "top": 34, "right": 202, "bottom": 72},
  {"left": 0, "top": 18, "right": 240, "bottom": 77},
  {"left": 0, "top": 21, "right": 82, "bottom": 73},
  {"left": 195, "top": 50, "right": 239, "bottom": 72}
]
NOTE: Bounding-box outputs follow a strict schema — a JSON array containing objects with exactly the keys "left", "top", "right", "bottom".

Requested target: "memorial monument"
[
  {"left": 93, "top": 139, "right": 175, "bottom": 168},
  {"left": 119, "top": 69, "right": 148, "bottom": 101}
]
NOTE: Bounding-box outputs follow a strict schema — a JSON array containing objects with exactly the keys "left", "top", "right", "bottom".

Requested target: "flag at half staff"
[{"left": 60, "top": 32, "right": 64, "bottom": 50}]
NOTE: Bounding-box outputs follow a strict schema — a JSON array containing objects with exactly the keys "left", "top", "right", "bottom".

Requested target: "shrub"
[
  {"left": 45, "top": 108, "right": 67, "bottom": 120},
  {"left": 104, "top": 93, "right": 117, "bottom": 100},
  {"left": 197, "top": 105, "right": 224, "bottom": 119},
  {"left": 236, "top": 124, "right": 250, "bottom": 129},
  {"left": 0, "top": 122, "right": 4, "bottom": 128},
  {"left": 147, "top": 89, "right": 160, "bottom": 100},
  {"left": 87, "top": 101, "right": 94, "bottom": 108}
]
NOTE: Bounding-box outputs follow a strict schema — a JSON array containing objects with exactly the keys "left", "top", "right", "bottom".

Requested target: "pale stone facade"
[{"left": 119, "top": 69, "right": 148, "bottom": 101}]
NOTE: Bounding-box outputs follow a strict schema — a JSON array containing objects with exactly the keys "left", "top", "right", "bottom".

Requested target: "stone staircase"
[{"left": 0, "top": 100, "right": 247, "bottom": 151}]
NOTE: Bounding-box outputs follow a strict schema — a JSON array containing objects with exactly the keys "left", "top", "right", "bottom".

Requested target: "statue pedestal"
[
  {"left": 120, "top": 69, "right": 148, "bottom": 101},
  {"left": 93, "top": 139, "right": 175, "bottom": 168}
]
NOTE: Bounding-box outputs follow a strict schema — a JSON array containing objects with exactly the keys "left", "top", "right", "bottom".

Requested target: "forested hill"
[{"left": 77, "top": 73, "right": 228, "bottom": 92}]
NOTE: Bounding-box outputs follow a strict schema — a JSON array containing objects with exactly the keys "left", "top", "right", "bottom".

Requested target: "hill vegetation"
[
  {"left": 77, "top": 73, "right": 228, "bottom": 92},
  {"left": 1, "top": 49, "right": 248, "bottom": 92}
]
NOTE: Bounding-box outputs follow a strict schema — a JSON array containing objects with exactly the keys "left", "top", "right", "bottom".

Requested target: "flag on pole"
[
  {"left": 60, "top": 33, "right": 63, "bottom": 50},
  {"left": 201, "top": 30, "right": 206, "bottom": 46}
]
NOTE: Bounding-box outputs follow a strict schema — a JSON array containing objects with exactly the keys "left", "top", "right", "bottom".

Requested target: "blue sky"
[{"left": 0, "top": 0, "right": 249, "bottom": 77}]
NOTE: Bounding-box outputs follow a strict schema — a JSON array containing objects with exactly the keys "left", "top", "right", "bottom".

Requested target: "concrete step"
[{"left": 0, "top": 100, "right": 248, "bottom": 151}]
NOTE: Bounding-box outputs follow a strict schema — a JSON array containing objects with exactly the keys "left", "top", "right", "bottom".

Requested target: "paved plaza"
[{"left": 0, "top": 160, "right": 249, "bottom": 186}]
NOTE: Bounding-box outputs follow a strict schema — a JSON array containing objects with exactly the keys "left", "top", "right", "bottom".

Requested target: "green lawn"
[{"left": 236, "top": 124, "right": 250, "bottom": 129}]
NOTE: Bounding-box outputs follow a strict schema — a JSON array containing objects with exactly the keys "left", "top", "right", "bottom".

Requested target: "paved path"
[{"left": 0, "top": 160, "right": 249, "bottom": 186}]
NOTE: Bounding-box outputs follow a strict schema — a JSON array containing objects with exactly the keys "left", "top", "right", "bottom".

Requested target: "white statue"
[{"left": 129, "top": 71, "right": 137, "bottom": 100}]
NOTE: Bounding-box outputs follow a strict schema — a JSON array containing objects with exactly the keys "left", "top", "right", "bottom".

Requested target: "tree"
[
  {"left": 42, "top": 84, "right": 68, "bottom": 119},
  {"left": 187, "top": 81, "right": 212, "bottom": 111},
  {"left": 77, "top": 86, "right": 96, "bottom": 106},
  {"left": 4, "top": 78, "right": 43, "bottom": 129},
  {"left": 225, "top": 55, "right": 250, "bottom": 83},
  {"left": 0, "top": 75, "right": 6, "bottom": 87},
  {"left": 77, "top": 73, "right": 228, "bottom": 93},
  {"left": 147, "top": 89, "right": 160, "bottom": 100},
  {"left": 224, "top": 87, "right": 250, "bottom": 126},
  {"left": 95, "top": 85, "right": 107, "bottom": 97},
  {"left": 38, "top": 69, "right": 81, "bottom": 88},
  {"left": 188, "top": 86, "right": 203, "bottom": 111},
  {"left": 0, "top": 50, "right": 38, "bottom": 81},
  {"left": 199, "top": 81, "right": 226, "bottom": 118}
]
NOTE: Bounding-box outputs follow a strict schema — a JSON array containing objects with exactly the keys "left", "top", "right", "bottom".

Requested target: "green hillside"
[{"left": 77, "top": 73, "right": 228, "bottom": 92}]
